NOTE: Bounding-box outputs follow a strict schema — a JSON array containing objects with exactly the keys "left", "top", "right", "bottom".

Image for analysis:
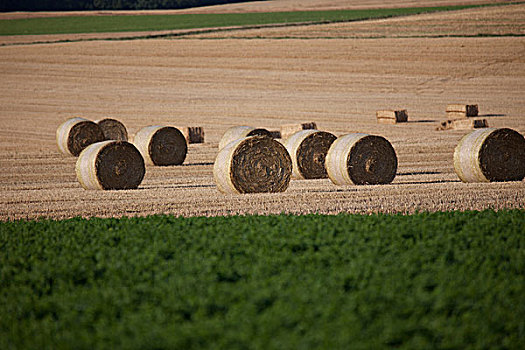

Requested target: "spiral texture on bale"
[
  {"left": 284, "top": 130, "right": 336, "bottom": 179},
  {"left": 326, "top": 133, "right": 398, "bottom": 185},
  {"left": 454, "top": 128, "right": 525, "bottom": 182},
  {"left": 95, "top": 118, "right": 128, "bottom": 141},
  {"left": 214, "top": 136, "right": 292, "bottom": 194},
  {"left": 76, "top": 141, "right": 145, "bottom": 190},
  {"left": 56, "top": 117, "right": 105, "bottom": 156},
  {"left": 218, "top": 126, "right": 272, "bottom": 150},
  {"left": 133, "top": 126, "right": 187, "bottom": 166}
]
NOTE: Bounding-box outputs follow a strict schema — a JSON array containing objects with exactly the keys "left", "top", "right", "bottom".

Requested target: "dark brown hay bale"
[
  {"left": 76, "top": 141, "right": 145, "bottom": 190},
  {"left": 326, "top": 133, "right": 397, "bottom": 185},
  {"left": 95, "top": 118, "right": 128, "bottom": 141},
  {"left": 454, "top": 128, "right": 525, "bottom": 182},
  {"left": 133, "top": 126, "right": 187, "bottom": 166},
  {"left": 284, "top": 130, "right": 337, "bottom": 179},
  {"left": 269, "top": 130, "right": 282, "bottom": 139},
  {"left": 214, "top": 136, "right": 292, "bottom": 194},
  {"left": 56, "top": 117, "right": 105, "bottom": 156}
]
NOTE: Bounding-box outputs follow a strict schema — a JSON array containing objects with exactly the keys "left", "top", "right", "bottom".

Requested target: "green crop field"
[
  {"left": 0, "top": 4, "right": 496, "bottom": 36},
  {"left": 1, "top": 210, "right": 524, "bottom": 349}
]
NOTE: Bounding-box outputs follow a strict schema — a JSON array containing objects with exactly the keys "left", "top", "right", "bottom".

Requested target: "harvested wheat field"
[{"left": 0, "top": 3, "right": 524, "bottom": 220}]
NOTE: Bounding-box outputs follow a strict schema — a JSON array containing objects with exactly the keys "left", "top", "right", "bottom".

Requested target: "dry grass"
[{"left": 0, "top": 4, "right": 524, "bottom": 220}]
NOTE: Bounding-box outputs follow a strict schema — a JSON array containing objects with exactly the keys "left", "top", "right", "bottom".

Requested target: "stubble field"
[{"left": 0, "top": 2, "right": 524, "bottom": 220}]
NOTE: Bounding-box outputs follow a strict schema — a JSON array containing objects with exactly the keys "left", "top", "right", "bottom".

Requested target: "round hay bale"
[
  {"left": 326, "top": 133, "right": 397, "bottom": 185},
  {"left": 133, "top": 126, "right": 187, "bottom": 166},
  {"left": 76, "top": 141, "right": 145, "bottom": 190},
  {"left": 95, "top": 118, "right": 128, "bottom": 141},
  {"left": 214, "top": 136, "right": 292, "bottom": 194},
  {"left": 56, "top": 117, "right": 105, "bottom": 156},
  {"left": 218, "top": 126, "right": 272, "bottom": 150},
  {"left": 454, "top": 128, "right": 525, "bottom": 182},
  {"left": 284, "top": 129, "right": 337, "bottom": 179}
]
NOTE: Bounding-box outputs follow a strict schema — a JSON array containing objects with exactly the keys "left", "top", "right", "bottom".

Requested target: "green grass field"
[
  {"left": 1, "top": 210, "right": 524, "bottom": 349},
  {"left": 0, "top": 5, "right": 494, "bottom": 36}
]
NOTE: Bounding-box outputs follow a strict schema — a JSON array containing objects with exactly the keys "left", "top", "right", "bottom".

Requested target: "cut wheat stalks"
[
  {"left": 454, "top": 128, "right": 525, "bottom": 183},
  {"left": 95, "top": 118, "right": 128, "bottom": 141},
  {"left": 56, "top": 117, "right": 105, "bottom": 156},
  {"left": 214, "top": 136, "right": 292, "bottom": 194},
  {"left": 76, "top": 140, "right": 145, "bottom": 190},
  {"left": 133, "top": 126, "right": 187, "bottom": 166},
  {"left": 280, "top": 122, "right": 317, "bottom": 141},
  {"left": 326, "top": 133, "right": 398, "bottom": 186},
  {"left": 218, "top": 126, "right": 272, "bottom": 150},
  {"left": 284, "top": 129, "right": 337, "bottom": 179}
]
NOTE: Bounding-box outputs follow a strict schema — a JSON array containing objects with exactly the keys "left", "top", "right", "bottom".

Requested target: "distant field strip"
[
  {"left": 0, "top": 4, "right": 503, "bottom": 36},
  {"left": 1, "top": 210, "right": 524, "bottom": 348}
]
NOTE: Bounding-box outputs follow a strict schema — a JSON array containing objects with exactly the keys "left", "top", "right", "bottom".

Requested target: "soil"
[{"left": 0, "top": 1, "right": 524, "bottom": 220}]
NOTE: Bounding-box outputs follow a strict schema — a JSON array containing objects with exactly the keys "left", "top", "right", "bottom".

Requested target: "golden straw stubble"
[
  {"left": 133, "top": 126, "right": 187, "bottom": 166},
  {"left": 326, "top": 133, "right": 397, "bottom": 185},
  {"left": 284, "top": 130, "right": 337, "bottom": 179},
  {"left": 214, "top": 136, "right": 292, "bottom": 194},
  {"left": 218, "top": 126, "right": 272, "bottom": 150},
  {"left": 56, "top": 117, "right": 105, "bottom": 156},
  {"left": 95, "top": 118, "right": 128, "bottom": 141},
  {"left": 76, "top": 140, "right": 145, "bottom": 190},
  {"left": 454, "top": 128, "right": 525, "bottom": 182}
]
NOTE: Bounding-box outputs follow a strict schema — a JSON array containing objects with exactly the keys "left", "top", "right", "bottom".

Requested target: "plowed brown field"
[{"left": 1, "top": 3, "right": 524, "bottom": 220}]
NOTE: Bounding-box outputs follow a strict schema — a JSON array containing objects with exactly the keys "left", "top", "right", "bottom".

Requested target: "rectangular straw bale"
[
  {"left": 280, "top": 122, "right": 317, "bottom": 140},
  {"left": 376, "top": 110, "right": 408, "bottom": 124},
  {"left": 446, "top": 104, "right": 478, "bottom": 117},
  {"left": 182, "top": 127, "right": 205, "bottom": 144},
  {"left": 452, "top": 118, "right": 488, "bottom": 130}
]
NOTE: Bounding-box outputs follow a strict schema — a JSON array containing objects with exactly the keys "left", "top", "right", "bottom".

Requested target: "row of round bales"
[
  {"left": 57, "top": 118, "right": 525, "bottom": 193},
  {"left": 57, "top": 117, "right": 187, "bottom": 190}
]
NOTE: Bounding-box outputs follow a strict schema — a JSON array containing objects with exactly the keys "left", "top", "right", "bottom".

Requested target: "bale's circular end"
[
  {"left": 57, "top": 118, "right": 105, "bottom": 156},
  {"left": 149, "top": 127, "right": 187, "bottom": 166},
  {"left": 285, "top": 130, "right": 336, "bottom": 179},
  {"left": 214, "top": 136, "right": 292, "bottom": 194},
  {"left": 480, "top": 128, "right": 525, "bottom": 181},
  {"left": 96, "top": 118, "right": 128, "bottom": 141},
  {"left": 347, "top": 135, "right": 397, "bottom": 185},
  {"left": 134, "top": 126, "right": 187, "bottom": 166},
  {"left": 69, "top": 121, "right": 105, "bottom": 156},
  {"left": 76, "top": 141, "right": 145, "bottom": 190},
  {"left": 454, "top": 128, "right": 525, "bottom": 182},
  {"left": 326, "top": 134, "right": 397, "bottom": 185}
]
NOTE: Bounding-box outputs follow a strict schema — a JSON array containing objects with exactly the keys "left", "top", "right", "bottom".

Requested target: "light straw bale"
[
  {"left": 95, "top": 118, "right": 128, "bottom": 141},
  {"left": 326, "top": 133, "right": 397, "bottom": 185},
  {"left": 280, "top": 122, "right": 317, "bottom": 141},
  {"left": 76, "top": 140, "right": 145, "bottom": 190},
  {"left": 454, "top": 128, "right": 525, "bottom": 182},
  {"left": 133, "top": 126, "right": 187, "bottom": 166},
  {"left": 218, "top": 126, "right": 272, "bottom": 150},
  {"left": 214, "top": 136, "right": 292, "bottom": 194},
  {"left": 284, "top": 129, "right": 336, "bottom": 179},
  {"left": 56, "top": 117, "right": 105, "bottom": 156}
]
